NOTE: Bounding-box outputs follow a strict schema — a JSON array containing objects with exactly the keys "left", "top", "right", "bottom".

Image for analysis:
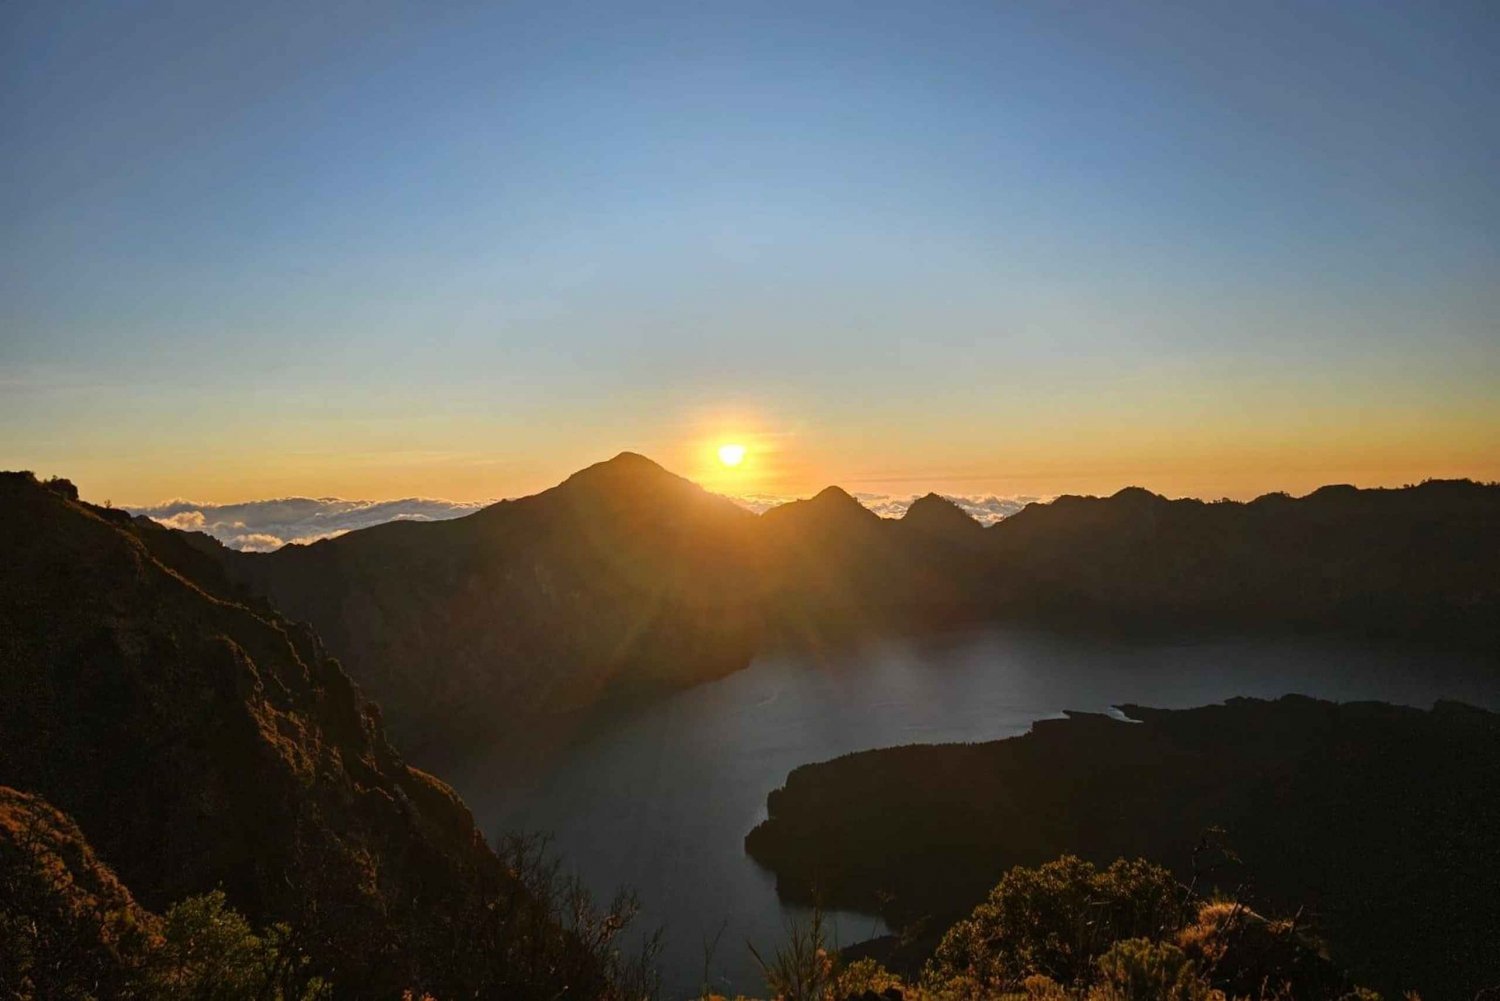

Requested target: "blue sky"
[{"left": 3, "top": 1, "right": 1496, "bottom": 502}]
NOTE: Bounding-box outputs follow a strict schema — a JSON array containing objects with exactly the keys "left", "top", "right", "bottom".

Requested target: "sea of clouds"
[
  {"left": 130, "top": 497, "right": 495, "bottom": 552},
  {"left": 133, "top": 490, "right": 1043, "bottom": 551}
]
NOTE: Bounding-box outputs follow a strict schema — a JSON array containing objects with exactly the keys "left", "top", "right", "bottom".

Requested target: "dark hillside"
[
  {"left": 0, "top": 785, "right": 160, "bottom": 998},
  {"left": 982, "top": 479, "right": 1500, "bottom": 638},
  {"left": 0, "top": 471, "right": 617, "bottom": 999},
  {"left": 225, "top": 453, "right": 764, "bottom": 753}
]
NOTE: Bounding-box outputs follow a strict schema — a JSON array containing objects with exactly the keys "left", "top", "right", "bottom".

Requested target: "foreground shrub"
[
  {"left": 732, "top": 854, "right": 1381, "bottom": 1001},
  {"left": 926, "top": 856, "right": 1186, "bottom": 992},
  {"left": 142, "top": 891, "right": 329, "bottom": 1000},
  {"left": 1089, "top": 938, "right": 1218, "bottom": 1001}
]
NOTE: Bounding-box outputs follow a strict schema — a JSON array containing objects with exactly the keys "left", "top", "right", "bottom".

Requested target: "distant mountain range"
[
  {"left": 128, "top": 487, "right": 1033, "bottom": 552},
  {"left": 145, "top": 452, "right": 1500, "bottom": 759}
]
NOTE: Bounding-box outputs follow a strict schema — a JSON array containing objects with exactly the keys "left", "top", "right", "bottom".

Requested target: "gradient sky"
[{"left": 4, "top": 0, "right": 1497, "bottom": 505}]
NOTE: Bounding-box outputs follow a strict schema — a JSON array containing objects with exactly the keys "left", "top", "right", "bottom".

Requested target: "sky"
[{"left": 4, "top": 0, "right": 1497, "bottom": 506}]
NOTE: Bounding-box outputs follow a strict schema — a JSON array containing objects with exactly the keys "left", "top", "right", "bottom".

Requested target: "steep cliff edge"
[{"left": 0, "top": 471, "right": 613, "bottom": 998}]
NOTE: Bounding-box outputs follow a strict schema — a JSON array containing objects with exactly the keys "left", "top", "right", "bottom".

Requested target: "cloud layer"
[{"left": 131, "top": 497, "right": 494, "bottom": 551}]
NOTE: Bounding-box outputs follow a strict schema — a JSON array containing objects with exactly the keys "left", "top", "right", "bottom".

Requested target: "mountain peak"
[
  {"left": 906, "top": 491, "right": 957, "bottom": 512},
  {"left": 759, "top": 484, "right": 880, "bottom": 531},
  {"left": 811, "top": 485, "right": 860, "bottom": 506},
  {"left": 561, "top": 451, "right": 677, "bottom": 490},
  {"left": 1109, "top": 486, "right": 1163, "bottom": 504},
  {"left": 902, "top": 493, "right": 981, "bottom": 535},
  {"left": 591, "top": 450, "right": 669, "bottom": 475}
]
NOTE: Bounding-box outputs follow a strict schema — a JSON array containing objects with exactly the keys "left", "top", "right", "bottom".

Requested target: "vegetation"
[
  {"left": 0, "top": 784, "right": 325, "bottom": 1000},
  {"left": 0, "top": 783, "right": 662, "bottom": 1000},
  {"left": 730, "top": 857, "right": 1371, "bottom": 1001},
  {"left": 147, "top": 892, "right": 329, "bottom": 1001},
  {"left": 926, "top": 857, "right": 1189, "bottom": 989}
]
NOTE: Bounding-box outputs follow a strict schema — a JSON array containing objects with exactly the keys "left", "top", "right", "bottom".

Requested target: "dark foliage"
[{"left": 0, "top": 785, "right": 157, "bottom": 999}]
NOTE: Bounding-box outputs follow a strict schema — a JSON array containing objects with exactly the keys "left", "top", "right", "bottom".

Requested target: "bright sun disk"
[{"left": 717, "top": 443, "right": 747, "bottom": 467}]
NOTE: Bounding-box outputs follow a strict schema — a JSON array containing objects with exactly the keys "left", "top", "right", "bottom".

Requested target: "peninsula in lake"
[{"left": 746, "top": 696, "right": 1500, "bottom": 999}]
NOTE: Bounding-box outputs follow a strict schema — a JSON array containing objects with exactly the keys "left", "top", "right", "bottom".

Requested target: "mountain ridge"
[{"left": 127, "top": 458, "right": 1500, "bottom": 758}]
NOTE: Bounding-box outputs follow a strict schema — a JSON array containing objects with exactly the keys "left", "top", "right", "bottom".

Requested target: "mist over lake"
[{"left": 447, "top": 628, "right": 1499, "bottom": 999}]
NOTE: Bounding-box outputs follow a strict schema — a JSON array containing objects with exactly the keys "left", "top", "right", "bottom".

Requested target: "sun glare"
[{"left": 717, "top": 443, "right": 747, "bottom": 467}]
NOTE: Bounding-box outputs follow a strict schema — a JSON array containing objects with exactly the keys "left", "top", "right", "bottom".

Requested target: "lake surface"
[{"left": 444, "top": 628, "right": 1498, "bottom": 999}]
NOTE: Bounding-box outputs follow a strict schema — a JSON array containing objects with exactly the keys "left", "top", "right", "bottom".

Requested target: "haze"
[{"left": 4, "top": 1, "right": 1497, "bottom": 505}]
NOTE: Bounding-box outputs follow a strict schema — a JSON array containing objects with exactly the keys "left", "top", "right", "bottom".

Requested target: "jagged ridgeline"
[
  {"left": 0, "top": 471, "right": 637, "bottom": 999},
  {"left": 199, "top": 454, "right": 1499, "bottom": 757}
]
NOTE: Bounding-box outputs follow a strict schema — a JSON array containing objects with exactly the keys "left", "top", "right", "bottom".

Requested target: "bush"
[
  {"left": 142, "top": 891, "right": 329, "bottom": 1001},
  {"left": 1089, "top": 938, "right": 1217, "bottom": 1001},
  {"left": 926, "top": 856, "right": 1186, "bottom": 991},
  {"left": 747, "top": 906, "right": 839, "bottom": 1001}
]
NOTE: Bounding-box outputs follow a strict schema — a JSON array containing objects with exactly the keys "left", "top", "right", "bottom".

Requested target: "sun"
[{"left": 717, "top": 443, "right": 747, "bottom": 468}]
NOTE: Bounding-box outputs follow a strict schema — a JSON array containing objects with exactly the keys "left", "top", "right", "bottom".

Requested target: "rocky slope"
[
  {"left": 0, "top": 471, "right": 615, "bottom": 999},
  {"left": 0, "top": 786, "right": 160, "bottom": 998}
]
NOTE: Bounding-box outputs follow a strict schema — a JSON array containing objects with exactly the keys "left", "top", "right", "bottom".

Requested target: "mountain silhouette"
[
  {"left": 981, "top": 478, "right": 1500, "bottom": 634},
  {"left": 900, "top": 492, "right": 988, "bottom": 540},
  {"left": 219, "top": 452, "right": 763, "bottom": 755},
  {"left": 170, "top": 457, "right": 1498, "bottom": 758}
]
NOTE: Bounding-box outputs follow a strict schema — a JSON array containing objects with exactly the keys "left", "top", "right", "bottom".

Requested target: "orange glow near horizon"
[
  {"left": 6, "top": 3, "right": 1498, "bottom": 523},
  {"left": 14, "top": 398, "right": 1498, "bottom": 510}
]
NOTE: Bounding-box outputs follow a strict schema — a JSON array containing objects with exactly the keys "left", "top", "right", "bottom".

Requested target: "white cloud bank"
[{"left": 130, "top": 496, "right": 494, "bottom": 552}]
